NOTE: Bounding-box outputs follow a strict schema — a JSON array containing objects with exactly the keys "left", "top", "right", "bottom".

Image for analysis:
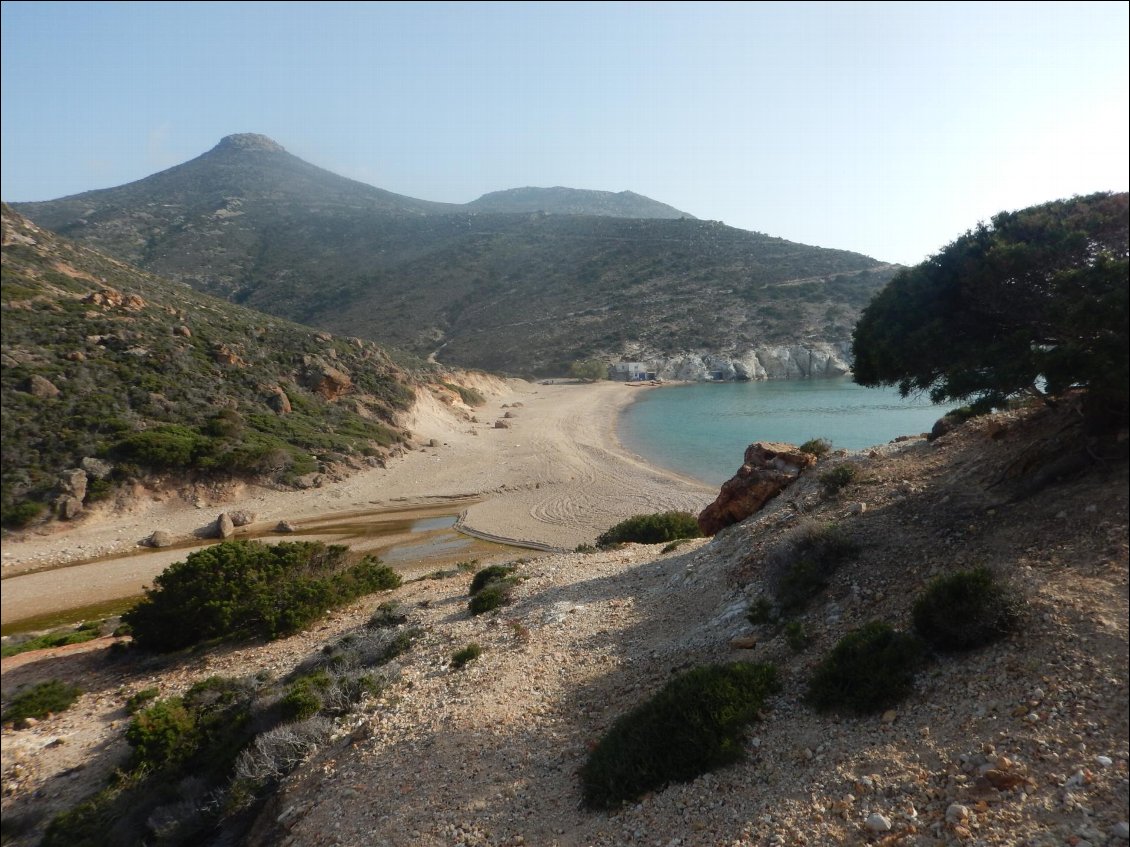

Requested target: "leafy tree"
[
  {"left": 569, "top": 359, "right": 607, "bottom": 382},
  {"left": 852, "top": 192, "right": 1128, "bottom": 428}
]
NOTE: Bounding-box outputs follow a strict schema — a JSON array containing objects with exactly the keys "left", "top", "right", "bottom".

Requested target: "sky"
[{"left": 1, "top": 1, "right": 1127, "bottom": 265}]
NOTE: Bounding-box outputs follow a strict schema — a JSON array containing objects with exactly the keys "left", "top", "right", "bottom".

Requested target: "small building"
[{"left": 609, "top": 362, "right": 657, "bottom": 381}]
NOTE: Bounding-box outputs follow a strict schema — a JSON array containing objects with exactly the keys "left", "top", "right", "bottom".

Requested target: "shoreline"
[{"left": 1, "top": 380, "right": 716, "bottom": 625}]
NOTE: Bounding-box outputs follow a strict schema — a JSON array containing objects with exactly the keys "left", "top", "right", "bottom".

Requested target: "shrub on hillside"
[
  {"left": 818, "top": 464, "right": 857, "bottom": 495},
  {"left": 469, "top": 564, "right": 516, "bottom": 595},
  {"left": 912, "top": 567, "right": 1022, "bottom": 652},
  {"left": 451, "top": 643, "right": 483, "bottom": 669},
  {"left": 580, "top": 662, "right": 779, "bottom": 809},
  {"left": 799, "top": 438, "right": 833, "bottom": 458},
  {"left": 2, "top": 680, "right": 82, "bottom": 724},
  {"left": 596, "top": 511, "right": 702, "bottom": 547},
  {"left": 766, "top": 521, "right": 861, "bottom": 615},
  {"left": 806, "top": 621, "right": 925, "bottom": 715},
  {"left": 123, "top": 541, "right": 401, "bottom": 652},
  {"left": 469, "top": 582, "right": 513, "bottom": 616}
]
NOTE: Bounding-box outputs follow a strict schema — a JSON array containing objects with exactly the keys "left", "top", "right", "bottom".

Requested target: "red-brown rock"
[{"left": 697, "top": 442, "right": 816, "bottom": 535}]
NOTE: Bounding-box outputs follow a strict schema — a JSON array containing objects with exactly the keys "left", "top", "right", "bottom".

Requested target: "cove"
[{"left": 619, "top": 377, "right": 950, "bottom": 486}]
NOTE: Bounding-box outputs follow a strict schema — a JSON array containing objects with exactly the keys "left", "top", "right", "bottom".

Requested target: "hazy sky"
[{"left": 2, "top": 1, "right": 1127, "bottom": 264}]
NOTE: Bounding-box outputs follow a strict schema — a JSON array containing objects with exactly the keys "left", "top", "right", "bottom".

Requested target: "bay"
[{"left": 618, "top": 377, "right": 950, "bottom": 486}]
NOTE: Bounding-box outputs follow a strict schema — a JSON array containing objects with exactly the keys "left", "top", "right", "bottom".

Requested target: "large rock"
[
  {"left": 697, "top": 442, "right": 817, "bottom": 535},
  {"left": 215, "top": 512, "right": 235, "bottom": 539},
  {"left": 58, "top": 468, "right": 88, "bottom": 502},
  {"left": 265, "top": 385, "right": 291, "bottom": 414},
  {"left": 25, "top": 374, "right": 60, "bottom": 398},
  {"left": 228, "top": 509, "right": 256, "bottom": 527},
  {"left": 80, "top": 457, "right": 113, "bottom": 480},
  {"left": 145, "top": 530, "right": 174, "bottom": 548},
  {"left": 301, "top": 357, "right": 353, "bottom": 401}
]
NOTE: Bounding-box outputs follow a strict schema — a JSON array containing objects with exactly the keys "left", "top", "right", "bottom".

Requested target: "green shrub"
[
  {"left": 2, "top": 680, "right": 82, "bottom": 723},
  {"left": 912, "top": 567, "right": 1022, "bottom": 652},
  {"left": 580, "top": 663, "right": 779, "bottom": 809},
  {"left": 124, "top": 687, "right": 159, "bottom": 716},
  {"left": 819, "top": 464, "right": 857, "bottom": 495},
  {"left": 469, "top": 582, "right": 512, "bottom": 616},
  {"left": 799, "top": 438, "right": 833, "bottom": 458},
  {"left": 806, "top": 622, "right": 926, "bottom": 715},
  {"left": 784, "top": 621, "right": 812, "bottom": 652},
  {"left": 596, "top": 511, "right": 702, "bottom": 547},
  {"left": 767, "top": 522, "right": 861, "bottom": 615},
  {"left": 125, "top": 698, "right": 197, "bottom": 768},
  {"left": 746, "top": 597, "right": 777, "bottom": 626},
  {"left": 112, "top": 424, "right": 213, "bottom": 469},
  {"left": 451, "top": 642, "right": 483, "bottom": 669},
  {"left": 280, "top": 677, "right": 326, "bottom": 722},
  {"left": 123, "top": 541, "right": 401, "bottom": 652},
  {"left": 469, "top": 564, "right": 516, "bottom": 595},
  {"left": 1, "top": 499, "right": 46, "bottom": 529}
]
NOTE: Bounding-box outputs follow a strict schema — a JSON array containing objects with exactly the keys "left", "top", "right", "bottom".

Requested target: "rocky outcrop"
[
  {"left": 633, "top": 342, "right": 854, "bottom": 382},
  {"left": 264, "top": 385, "right": 292, "bottom": 414},
  {"left": 301, "top": 357, "right": 352, "bottom": 401},
  {"left": 697, "top": 442, "right": 816, "bottom": 535}
]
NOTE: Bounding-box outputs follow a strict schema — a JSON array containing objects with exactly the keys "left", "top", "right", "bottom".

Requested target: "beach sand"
[{"left": 1, "top": 380, "right": 716, "bottom": 624}]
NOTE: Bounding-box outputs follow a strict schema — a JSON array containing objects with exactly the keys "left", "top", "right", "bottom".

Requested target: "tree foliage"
[
  {"left": 569, "top": 359, "right": 607, "bottom": 382},
  {"left": 852, "top": 192, "right": 1128, "bottom": 428}
]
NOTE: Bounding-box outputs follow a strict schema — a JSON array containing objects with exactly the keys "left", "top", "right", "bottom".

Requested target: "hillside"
[
  {"left": 0, "top": 204, "right": 432, "bottom": 529},
  {"left": 14, "top": 135, "right": 898, "bottom": 375},
  {"left": 1, "top": 400, "right": 1125, "bottom": 846}
]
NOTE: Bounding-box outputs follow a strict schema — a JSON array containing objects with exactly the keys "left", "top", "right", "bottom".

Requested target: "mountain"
[
  {"left": 14, "top": 135, "right": 898, "bottom": 376},
  {"left": 0, "top": 204, "right": 429, "bottom": 529},
  {"left": 466, "top": 186, "right": 694, "bottom": 218}
]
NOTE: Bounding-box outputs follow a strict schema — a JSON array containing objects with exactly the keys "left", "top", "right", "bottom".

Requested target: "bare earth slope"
[{"left": 2, "top": 403, "right": 1126, "bottom": 846}]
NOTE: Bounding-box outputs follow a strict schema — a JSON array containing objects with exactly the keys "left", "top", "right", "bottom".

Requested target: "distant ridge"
[
  {"left": 467, "top": 186, "right": 695, "bottom": 219},
  {"left": 15, "top": 134, "right": 898, "bottom": 376}
]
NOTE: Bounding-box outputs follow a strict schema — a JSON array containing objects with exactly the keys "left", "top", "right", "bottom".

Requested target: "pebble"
[
  {"left": 864, "top": 813, "right": 891, "bottom": 833},
  {"left": 1112, "top": 822, "right": 1130, "bottom": 840},
  {"left": 946, "top": 803, "right": 971, "bottom": 824}
]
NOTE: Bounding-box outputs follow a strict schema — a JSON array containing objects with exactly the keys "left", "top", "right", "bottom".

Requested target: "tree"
[
  {"left": 852, "top": 192, "right": 1128, "bottom": 428},
  {"left": 569, "top": 358, "right": 607, "bottom": 382}
]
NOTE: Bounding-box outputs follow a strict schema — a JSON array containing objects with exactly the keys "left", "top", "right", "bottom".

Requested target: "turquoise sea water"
[{"left": 618, "top": 377, "right": 951, "bottom": 486}]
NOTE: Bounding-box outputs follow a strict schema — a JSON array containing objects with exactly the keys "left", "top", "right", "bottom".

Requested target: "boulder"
[
  {"left": 301, "top": 361, "right": 352, "bottom": 401},
  {"left": 276, "top": 520, "right": 298, "bottom": 532},
  {"left": 265, "top": 385, "right": 292, "bottom": 414},
  {"left": 493, "top": 419, "right": 511, "bottom": 429},
  {"left": 58, "top": 468, "right": 88, "bottom": 502},
  {"left": 56, "top": 496, "right": 83, "bottom": 520},
  {"left": 228, "top": 509, "right": 257, "bottom": 527},
  {"left": 697, "top": 442, "right": 817, "bottom": 535},
  {"left": 173, "top": 324, "right": 192, "bottom": 337},
  {"left": 145, "top": 530, "right": 174, "bottom": 548},
  {"left": 25, "top": 374, "right": 60, "bottom": 398},
  {"left": 81, "top": 457, "right": 113, "bottom": 480},
  {"left": 215, "top": 512, "right": 235, "bottom": 539}
]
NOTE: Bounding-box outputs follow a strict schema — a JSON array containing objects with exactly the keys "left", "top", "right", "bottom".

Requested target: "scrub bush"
[
  {"left": 123, "top": 541, "right": 401, "bottom": 652},
  {"left": 580, "top": 663, "right": 779, "bottom": 809},
  {"left": 806, "top": 622, "right": 925, "bottom": 715},
  {"left": 596, "top": 511, "right": 702, "bottom": 547},
  {"left": 912, "top": 567, "right": 1022, "bottom": 652},
  {"left": 2, "top": 680, "right": 82, "bottom": 724}
]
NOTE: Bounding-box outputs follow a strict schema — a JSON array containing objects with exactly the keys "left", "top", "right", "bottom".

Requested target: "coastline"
[{"left": 1, "top": 380, "right": 716, "bottom": 624}]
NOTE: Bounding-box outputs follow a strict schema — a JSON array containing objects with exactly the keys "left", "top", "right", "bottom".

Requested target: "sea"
[{"left": 618, "top": 377, "right": 951, "bottom": 486}]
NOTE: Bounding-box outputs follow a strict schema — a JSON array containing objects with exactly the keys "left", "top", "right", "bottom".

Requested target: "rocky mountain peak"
[{"left": 213, "top": 133, "right": 286, "bottom": 153}]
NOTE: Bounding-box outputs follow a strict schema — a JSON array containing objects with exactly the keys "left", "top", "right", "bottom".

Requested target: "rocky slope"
[
  {"left": 14, "top": 135, "right": 898, "bottom": 376},
  {"left": 2, "top": 400, "right": 1125, "bottom": 846}
]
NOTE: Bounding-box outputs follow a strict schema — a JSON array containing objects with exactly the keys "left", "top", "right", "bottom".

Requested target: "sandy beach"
[{"left": 1, "top": 379, "right": 716, "bottom": 625}]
